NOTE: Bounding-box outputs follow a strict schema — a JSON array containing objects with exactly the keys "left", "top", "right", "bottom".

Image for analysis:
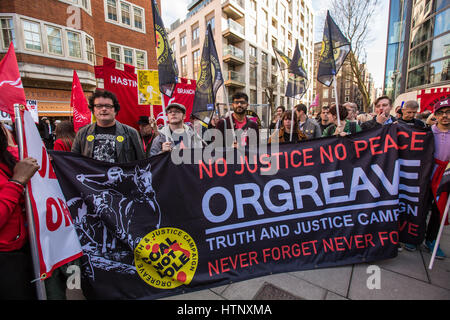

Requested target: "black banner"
[
  {"left": 50, "top": 124, "right": 433, "bottom": 300},
  {"left": 192, "top": 23, "right": 224, "bottom": 125},
  {"left": 151, "top": 0, "right": 178, "bottom": 97},
  {"left": 317, "top": 10, "right": 351, "bottom": 87}
]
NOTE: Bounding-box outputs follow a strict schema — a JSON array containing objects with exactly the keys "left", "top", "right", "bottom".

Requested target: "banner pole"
[
  {"left": 290, "top": 102, "right": 295, "bottom": 142},
  {"left": 429, "top": 197, "right": 450, "bottom": 270},
  {"left": 13, "top": 104, "right": 47, "bottom": 300},
  {"left": 160, "top": 93, "right": 168, "bottom": 142},
  {"left": 333, "top": 74, "right": 341, "bottom": 128}
]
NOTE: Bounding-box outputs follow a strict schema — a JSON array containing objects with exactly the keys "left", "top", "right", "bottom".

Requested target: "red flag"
[
  {"left": 71, "top": 70, "right": 91, "bottom": 132},
  {"left": 0, "top": 43, "right": 26, "bottom": 119},
  {"left": 431, "top": 158, "right": 450, "bottom": 225}
]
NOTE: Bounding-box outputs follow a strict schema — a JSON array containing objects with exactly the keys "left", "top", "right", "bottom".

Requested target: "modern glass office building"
[{"left": 384, "top": 0, "right": 449, "bottom": 100}]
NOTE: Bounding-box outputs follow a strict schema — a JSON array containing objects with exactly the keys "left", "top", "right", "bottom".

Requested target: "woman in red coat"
[
  {"left": 53, "top": 121, "right": 76, "bottom": 152},
  {"left": 0, "top": 123, "right": 40, "bottom": 299}
]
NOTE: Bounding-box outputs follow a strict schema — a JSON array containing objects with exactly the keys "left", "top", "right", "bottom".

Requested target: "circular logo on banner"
[
  {"left": 134, "top": 227, "right": 198, "bottom": 290},
  {"left": 155, "top": 30, "right": 165, "bottom": 59}
]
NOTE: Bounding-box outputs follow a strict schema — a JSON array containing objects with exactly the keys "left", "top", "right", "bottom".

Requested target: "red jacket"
[{"left": 0, "top": 161, "right": 27, "bottom": 251}]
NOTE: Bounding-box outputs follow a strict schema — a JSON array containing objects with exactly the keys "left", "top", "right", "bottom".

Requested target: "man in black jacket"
[
  {"left": 397, "top": 100, "right": 425, "bottom": 128},
  {"left": 361, "top": 95, "right": 397, "bottom": 131}
]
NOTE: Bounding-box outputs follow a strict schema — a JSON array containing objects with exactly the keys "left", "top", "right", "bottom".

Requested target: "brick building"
[{"left": 0, "top": 0, "right": 158, "bottom": 119}]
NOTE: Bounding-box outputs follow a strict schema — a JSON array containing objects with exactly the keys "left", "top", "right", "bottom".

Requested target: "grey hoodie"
[{"left": 149, "top": 124, "right": 204, "bottom": 157}]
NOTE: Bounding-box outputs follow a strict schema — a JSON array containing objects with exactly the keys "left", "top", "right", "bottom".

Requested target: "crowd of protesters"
[{"left": 0, "top": 88, "right": 448, "bottom": 300}]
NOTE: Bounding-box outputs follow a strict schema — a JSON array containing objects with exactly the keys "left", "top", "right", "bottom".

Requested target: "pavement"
[{"left": 66, "top": 226, "right": 450, "bottom": 300}]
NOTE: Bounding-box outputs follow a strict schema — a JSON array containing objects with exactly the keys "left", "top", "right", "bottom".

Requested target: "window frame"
[
  {"left": 0, "top": 17, "right": 15, "bottom": 49},
  {"left": 107, "top": 41, "right": 148, "bottom": 70},
  {"left": 104, "top": 0, "right": 146, "bottom": 33}
]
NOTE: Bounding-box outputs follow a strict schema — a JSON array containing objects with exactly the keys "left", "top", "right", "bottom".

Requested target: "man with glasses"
[
  {"left": 150, "top": 103, "right": 203, "bottom": 156},
  {"left": 425, "top": 96, "right": 450, "bottom": 259},
  {"left": 72, "top": 89, "right": 145, "bottom": 163},
  {"left": 216, "top": 92, "right": 259, "bottom": 148}
]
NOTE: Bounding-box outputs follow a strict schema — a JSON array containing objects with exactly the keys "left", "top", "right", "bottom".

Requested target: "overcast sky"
[{"left": 161, "top": 0, "right": 389, "bottom": 88}]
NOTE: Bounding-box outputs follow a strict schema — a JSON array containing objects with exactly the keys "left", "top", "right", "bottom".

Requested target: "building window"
[
  {"left": 134, "top": 7, "right": 143, "bottom": 30},
  {"left": 121, "top": 2, "right": 131, "bottom": 26},
  {"left": 249, "top": 45, "right": 257, "bottom": 58},
  {"left": 124, "top": 48, "right": 133, "bottom": 65},
  {"left": 0, "top": 18, "right": 15, "bottom": 49},
  {"left": 105, "top": 0, "right": 145, "bottom": 32},
  {"left": 193, "top": 49, "right": 200, "bottom": 80},
  {"left": 107, "top": 0, "right": 118, "bottom": 21},
  {"left": 85, "top": 35, "right": 95, "bottom": 63},
  {"left": 192, "top": 26, "right": 199, "bottom": 42},
  {"left": 136, "top": 50, "right": 146, "bottom": 69},
  {"left": 67, "top": 31, "right": 82, "bottom": 58},
  {"left": 180, "top": 33, "right": 187, "bottom": 52},
  {"left": 206, "top": 16, "right": 215, "bottom": 30},
  {"left": 181, "top": 55, "right": 187, "bottom": 77},
  {"left": 108, "top": 43, "right": 147, "bottom": 69},
  {"left": 23, "top": 20, "right": 42, "bottom": 51},
  {"left": 59, "top": 0, "right": 91, "bottom": 13},
  {"left": 110, "top": 44, "right": 121, "bottom": 62},
  {"left": 46, "top": 26, "right": 63, "bottom": 55}
]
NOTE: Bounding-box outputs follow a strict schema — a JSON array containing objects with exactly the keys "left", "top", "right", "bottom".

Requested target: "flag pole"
[
  {"left": 333, "top": 74, "right": 341, "bottom": 127},
  {"left": 160, "top": 92, "right": 169, "bottom": 142},
  {"left": 14, "top": 104, "right": 47, "bottom": 300},
  {"left": 429, "top": 197, "right": 450, "bottom": 269}
]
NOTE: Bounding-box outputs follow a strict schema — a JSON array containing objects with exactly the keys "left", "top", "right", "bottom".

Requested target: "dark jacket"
[
  {"left": 397, "top": 118, "right": 426, "bottom": 128},
  {"left": 216, "top": 115, "right": 260, "bottom": 148},
  {"left": 71, "top": 121, "right": 145, "bottom": 163},
  {"left": 360, "top": 116, "right": 397, "bottom": 131}
]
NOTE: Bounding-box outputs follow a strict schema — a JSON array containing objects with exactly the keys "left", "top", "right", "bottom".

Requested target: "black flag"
[
  {"left": 151, "top": 0, "right": 178, "bottom": 97},
  {"left": 286, "top": 40, "right": 308, "bottom": 98},
  {"left": 288, "top": 40, "right": 307, "bottom": 79},
  {"left": 273, "top": 47, "right": 291, "bottom": 71},
  {"left": 192, "top": 23, "right": 224, "bottom": 124},
  {"left": 317, "top": 11, "right": 351, "bottom": 87}
]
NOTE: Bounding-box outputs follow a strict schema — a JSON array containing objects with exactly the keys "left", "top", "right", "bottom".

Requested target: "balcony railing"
[
  {"left": 221, "top": 0, "right": 245, "bottom": 8},
  {"left": 223, "top": 44, "right": 244, "bottom": 60},
  {"left": 224, "top": 70, "right": 245, "bottom": 87},
  {"left": 222, "top": 18, "right": 244, "bottom": 35}
]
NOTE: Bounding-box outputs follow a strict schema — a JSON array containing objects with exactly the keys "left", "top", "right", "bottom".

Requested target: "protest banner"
[
  {"left": 22, "top": 110, "right": 83, "bottom": 280},
  {"left": 137, "top": 70, "right": 162, "bottom": 106},
  {"left": 50, "top": 123, "right": 433, "bottom": 299}
]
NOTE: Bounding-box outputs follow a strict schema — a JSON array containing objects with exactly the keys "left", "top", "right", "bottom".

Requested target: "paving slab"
[
  {"left": 376, "top": 249, "right": 429, "bottom": 282},
  {"left": 348, "top": 263, "right": 450, "bottom": 300},
  {"left": 220, "top": 273, "right": 327, "bottom": 300},
  {"left": 289, "top": 265, "right": 353, "bottom": 297},
  {"left": 160, "top": 289, "right": 224, "bottom": 300}
]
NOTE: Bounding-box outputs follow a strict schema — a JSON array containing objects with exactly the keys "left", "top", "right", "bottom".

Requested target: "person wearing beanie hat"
[
  {"left": 137, "top": 116, "right": 159, "bottom": 158},
  {"left": 149, "top": 103, "right": 203, "bottom": 156}
]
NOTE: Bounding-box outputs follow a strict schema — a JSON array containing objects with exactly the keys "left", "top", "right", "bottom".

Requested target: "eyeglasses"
[
  {"left": 435, "top": 110, "right": 450, "bottom": 116},
  {"left": 93, "top": 104, "right": 114, "bottom": 109},
  {"left": 233, "top": 100, "right": 248, "bottom": 105}
]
